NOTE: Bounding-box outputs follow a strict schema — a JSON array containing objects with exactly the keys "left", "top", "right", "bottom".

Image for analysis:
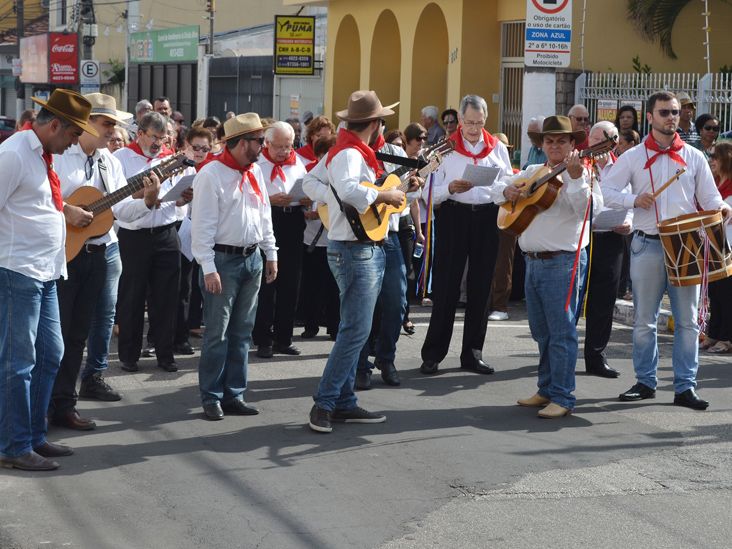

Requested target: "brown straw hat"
[
  {"left": 676, "top": 91, "right": 695, "bottom": 108},
  {"left": 527, "top": 115, "right": 585, "bottom": 144},
  {"left": 31, "top": 89, "right": 98, "bottom": 137},
  {"left": 222, "top": 113, "right": 265, "bottom": 141},
  {"left": 336, "top": 90, "right": 395, "bottom": 122},
  {"left": 84, "top": 93, "right": 133, "bottom": 125}
]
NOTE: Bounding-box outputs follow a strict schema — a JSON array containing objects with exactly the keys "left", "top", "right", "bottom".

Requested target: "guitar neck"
[{"left": 87, "top": 163, "right": 172, "bottom": 215}]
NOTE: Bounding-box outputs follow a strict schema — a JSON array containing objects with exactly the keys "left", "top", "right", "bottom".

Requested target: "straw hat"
[
  {"left": 84, "top": 93, "right": 133, "bottom": 125},
  {"left": 676, "top": 91, "right": 695, "bottom": 108},
  {"left": 222, "top": 113, "right": 265, "bottom": 141},
  {"left": 494, "top": 132, "right": 513, "bottom": 149},
  {"left": 31, "top": 89, "right": 98, "bottom": 137},
  {"left": 336, "top": 90, "right": 395, "bottom": 122},
  {"left": 527, "top": 115, "right": 585, "bottom": 144}
]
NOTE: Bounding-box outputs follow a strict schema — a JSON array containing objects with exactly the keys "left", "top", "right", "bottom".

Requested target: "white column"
[{"left": 520, "top": 69, "right": 556, "bottom": 168}]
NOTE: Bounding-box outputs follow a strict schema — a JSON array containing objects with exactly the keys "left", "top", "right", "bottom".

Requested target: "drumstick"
[{"left": 652, "top": 168, "right": 686, "bottom": 199}]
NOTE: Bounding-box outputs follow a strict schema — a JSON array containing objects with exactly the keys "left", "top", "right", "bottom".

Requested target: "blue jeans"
[
  {"left": 525, "top": 252, "right": 581, "bottom": 410},
  {"left": 358, "top": 232, "right": 407, "bottom": 370},
  {"left": 0, "top": 268, "right": 63, "bottom": 458},
  {"left": 198, "top": 251, "right": 262, "bottom": 405},
  {"left": 630, "top": 234, "right": 699, "bottom": 392},
  {"left": 314, "top": 241, "right": 385, "bottom": 411},
  {"left": 82, "top": 242, "right": 122, "bottom": 380}
]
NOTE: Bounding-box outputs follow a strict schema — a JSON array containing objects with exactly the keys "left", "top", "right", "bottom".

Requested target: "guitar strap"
[
  {"left": 327, "top": 182, "right": 372, "bottom": 241},
  {"left": 374, "top": 152, "right": 421, "bottom": 169},
  {"left": 307, "top": 223, "right": 325, "bottom": 253},
  {"left": 97, "top": 155, "right": 111, "bottom": 195}
]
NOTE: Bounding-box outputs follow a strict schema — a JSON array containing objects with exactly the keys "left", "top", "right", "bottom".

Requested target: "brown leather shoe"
[
  {"left": 51, "top": 409, "right": 96, "bottom": 431},
  {"left": 538, "top": 402, "right": 572, "bottom": 419},
  {"left": 0, "top": 451, "right": 59, "bottom": 471},
  {"left": 34, "top": 441, "right": 74, "bottom": 458},
  {"left": 517, "top": 393, "right": 551, "bottom": 407}
]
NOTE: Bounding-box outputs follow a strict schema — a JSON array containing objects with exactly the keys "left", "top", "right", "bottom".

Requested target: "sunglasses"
[
  {"left": 655, "top": 109, "right": 680, "bottom": 118},
  {"left": 416, "top": 135, "right": 427, "bottom": 141},
  {"left": 190, "top": 144, "right": 211, "bottom": 152},
  {"left": 443, "top": 118, "right": 457, "bottom": 125},
  {"left": 703, "top": 125, "right": 720, "bottom": 132},
  {"left": 243, "top": 136, "right": 265, "bottom": 146},
  {"left": 571, "top": 116, "right": 589, "bottom": 122}
]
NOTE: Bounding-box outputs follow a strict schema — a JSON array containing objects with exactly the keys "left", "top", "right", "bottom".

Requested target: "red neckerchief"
[
  {"left": 127, "top": 142, "right": 174, "bottom": 163},
  {"left": 449, "top": 127, "right": 497, "bottom": 164},
  {"left": 306, "top": 159, "right": 318, "bottom": 172},
  {"left": 22, "top": 126, "right": 62, "bottom": 211},
  {"left": 215, "top": 146, "right": 263, "bottom": 202},
  {"left": 20, "top": 121, "right": 33, "bottom": 131},
  {"left": 296, "top": 143, "right": 316, "bottom": 162},
  {"left": 261, "top": 147, "right": 297, "bottom": 182},
  {"left": 643, "top": 132, "right": 687, "bottom": 169},
  {"left": 325, "top": 128, "right": 382, "bottom": 177},
  {"left": 370, "top": 133, "right": 386, "bottom": 171},
  {"left": 718, "top": 179, "right": 732, "bottom": 201}
]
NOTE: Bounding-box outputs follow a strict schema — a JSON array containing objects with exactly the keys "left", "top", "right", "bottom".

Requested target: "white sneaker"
[
  {"left": 421, "top": 298, "right": 433, "bottom": 307},
  {"left": 488, "top": 311, "right": 509, "bottom": 321}
]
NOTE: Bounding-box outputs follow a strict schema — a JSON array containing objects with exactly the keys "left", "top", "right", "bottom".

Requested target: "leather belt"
[
  {"left": 524, "top": 250, "right": 574, "bottom": 260},
  {"left": 213, "top": 244, "right": 258, "bottom": 256},
  {"left": 444, "top": 199, "right": 494, "bottom": 212},
  {"left": 333, "top": 240, "right": 385, "bottom": 247},
  {"left": 635, "top": 230, "right": 660, "bottom": 240},
  {"left": 83, "top": 243, "right": 107, "bottom": 254},
  {"left": 272, "top": 206, "right": 301, "bottom": 213},
  {"left": 145, "top": 222, "right": 176, "bottom": 234}
]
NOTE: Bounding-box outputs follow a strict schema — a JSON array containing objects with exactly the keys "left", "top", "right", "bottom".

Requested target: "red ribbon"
[
  {"left": 643, "top": 133, "right": 687, "bottom": 170},
  {"left": 261, "top": 147, "right": 297, "bottom": 182},
  {"left": 325, "top": 128, "right": 382, "bottom": 177},
  {"left": 449, "top": 127, "right": 498, "bottom": 165},
  {"left": 215, "top": 146, "right": 263, "bottom": 202},
  {"left": 42, "top": 151, "right": 64, "bottom": 212}
]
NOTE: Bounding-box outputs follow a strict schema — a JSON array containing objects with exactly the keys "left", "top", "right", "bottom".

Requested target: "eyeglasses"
[
  {"left": 415, "top": 135, "right": 427, "bottom": 142},
  {"left": 268, "top": 143, "right": 293, "bottom": 152},
  {"left": 655, "top": 109, "right": 680, "bottom": 118},
  {"left": 570, "top": 116, "right": 589, "bottom": 122},
  {"left": 190, "top": 144, "right": 211, "bottom": 152},
  {"left": 443, "top": 118, "right": 457, "bottom": 125},
  {"left": 109, "top": 138, "right": 124, "bottom": 144},
  {"left": 703, "top": 125, "right": 720, "bottom": 132},
  {"left": 143, "top": 131, "right": 166, "bottom": 143},
  {"left": 462, "top": 120, "right": 485, "bottom": 128},
  {"left": 243, "top": 136, "right": 265, "bottom": 146}
]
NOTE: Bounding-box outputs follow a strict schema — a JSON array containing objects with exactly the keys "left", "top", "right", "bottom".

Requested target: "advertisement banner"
[
  {"left": 129, "top": 25, "right": 199, "bottom": 63},
  {"left": 19, "top": 34, "right": 49, "bottom": 84},
  {"left": 596, "top": 99, "right": 618, "bottom": 123},
  {"left": 274, "top": 15, "right": 315, "bottom": 76},
  {"left": 49, "top": 33, "right": 79, "bottom": 84}
]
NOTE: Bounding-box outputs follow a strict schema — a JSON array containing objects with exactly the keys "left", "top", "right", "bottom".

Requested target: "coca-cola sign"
[{"left": 49, "top": 33, "right": 78, "bottom": 84}]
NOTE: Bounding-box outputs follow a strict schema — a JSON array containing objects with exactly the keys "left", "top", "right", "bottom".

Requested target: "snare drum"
[{"left": 657, "top": 210, "right": 732, "bottom": 286}]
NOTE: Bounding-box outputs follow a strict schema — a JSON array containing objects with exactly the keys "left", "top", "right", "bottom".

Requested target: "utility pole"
[
  {"left": 80, "top": 0, "right": 97, "bottom": 60},
  {"left": 207, "top": 0, "right": 215, "bottom": 55},
  {"left": 15, "top": 0, "right": 25, "bottom": 118}
]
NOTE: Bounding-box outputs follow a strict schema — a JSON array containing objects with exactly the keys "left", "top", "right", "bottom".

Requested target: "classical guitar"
[
  {"left": 318, "top": 139, "right": 454, "bottom": 241},
  {"left": 496, "top": 137, "right": 616, "bottom": 236},
  {"left": 65, "top": 153, "right": 195, "bottom": 262}
]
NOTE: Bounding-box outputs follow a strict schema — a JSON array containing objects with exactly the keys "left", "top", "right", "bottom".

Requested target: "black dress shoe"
[
  {"left": 0, "top": 451, "right": 59, "bottom": 471},
  {"left": 460, "top": 350, "right": 495, "bottom": 375},
  {"left": 618, "top": 382, "right": 656, "bottom": 401},
  {"left": 120, "top": 361, "right": 139, "bottom": 372},
  {"left": 173, "top": 341, "right": 195, "bottom": 355},
  {"left": 33, "top": 441, "right": 74, "bottom": 458},
  {"left": 301, "top": 328, "right": 319, "bottom": 339},
  {"left": 222, "top": 400, "right": 260, "bottom": 415},
  {"left": 203, "top": 401, "right": 224, "bottom": 420},
  {"left": 420, "top": 360, "right": 439, "bottom": 375},
  {"left": 274, "top": 344, "right": 301, "bottom": 356},
  {"left": 355, "top": 369, "right": 372, "bottom": 390},
  {"left": 256, "top": 345, "right": 274, "bottom": 358},
  {"left": 377, "top": 361, "right": 401, "bottom": 386},
  {"left": 586, "top": 361, "right": 620, "bottom": 378},
  {"left": 673, "top": 388, "right": 709, "bottom": 410},
  {"left": 51, "top": 409, "right": 96, "bottom": 431},
  {"left": 157, "top": 361, "right": 178, "bottom": 372}
]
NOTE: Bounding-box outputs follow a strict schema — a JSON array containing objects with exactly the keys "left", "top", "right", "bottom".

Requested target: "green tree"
[{"left": 627, "top": 0, "right": 731, "bottom": 59}]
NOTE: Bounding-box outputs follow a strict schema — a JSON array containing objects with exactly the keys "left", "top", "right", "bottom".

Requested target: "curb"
[{"left": 613, "top": 298, "right": 673, "bottom": 332}]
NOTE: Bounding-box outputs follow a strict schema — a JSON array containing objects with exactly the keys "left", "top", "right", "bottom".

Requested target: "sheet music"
[
  {"left": 160, "top": 175, "right": 195, "bottom": 202},
  {"left": 461, "top": 164, "right": 501, "bottom": 187}
]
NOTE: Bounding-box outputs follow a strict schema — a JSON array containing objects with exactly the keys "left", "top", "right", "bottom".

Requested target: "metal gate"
[
  {"left": 208, "top": 56, "right": 274, "bottom": 120},
  {"left": 499, "top": 21, "right": 525, "bottom": 158},
  {"left": 127, "top": 63, "right": 197, "bottom": 124}
]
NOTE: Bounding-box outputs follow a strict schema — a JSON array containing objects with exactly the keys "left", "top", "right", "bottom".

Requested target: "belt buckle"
[{"left": 282, "top": 206, "right": 293, "bottom": 213}]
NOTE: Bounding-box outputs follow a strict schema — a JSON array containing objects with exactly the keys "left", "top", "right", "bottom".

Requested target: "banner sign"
[
  {"left": 596, "top": 99, "right": 618, "bottom": 122},
  {"left": 274, "top": 15, "right": 315, "bottom": 76},
  {"left": 130, "top": 25, "right": 199, "bottom": 63},
  {"left": 49, "top": 33, "right": 79, "bottom": 84},
  {"left": 524, "top": 0, "right": 573, "bottom": 68},
  {"left": 19, "top": 34, "right": 48, "bottom": 84}
]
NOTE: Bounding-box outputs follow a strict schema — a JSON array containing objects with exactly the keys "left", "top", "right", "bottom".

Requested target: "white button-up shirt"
[
  {"left": 257, "top": 153, "right": 308, "bottom": 207},
  {"left": 191, "top": 160, "right": 277, "bottom": 275},
  {"left": 432, "top": 134, "right": 513, "bottom": 205},
  {"left": 591, "top": 156, "right": 633, "bottom": 232},
  {"left": 55, "top": 144, "right": 152, "bottom": 245},
  {"left": 504, "top": 164, "right": 603, "bottom": 253},
  {"left": 113, "top": 147, "right": 179, "bottom": 229},
  {"left": 602, "top": 138, "right": 723, "bottom": 234},
  {"left": 0, "top": 130, "right": 66, "bottom": 281}
]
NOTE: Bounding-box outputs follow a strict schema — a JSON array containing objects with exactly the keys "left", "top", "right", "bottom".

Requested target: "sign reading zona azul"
[
  {"left": 274, "top": 15, "right": 315, "bottom": 76},
  {"left": 524, "top": 0, "right": 573, "bottom": 68},
  {"left": 129, "top": 25, "right": 199, "bottom": 63}
]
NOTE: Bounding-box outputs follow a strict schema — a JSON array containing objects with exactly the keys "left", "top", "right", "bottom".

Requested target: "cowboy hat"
[
  {"left": 527, "top": 115, "right": 585, "bottom": 144},
  {"left": 32, "top": 89, "right": 98, "bottom": 137},
  {"left": 84, "top": 93, "right": 133, "bottom": 125},
  {"left": 494, "top": 132, "right": 514, "bottom": 150},
  {"left": 676, "top": 91, "right": 695, "bottom": 108},
  {"left": 336, "top": 90, "right": 395, "bottom": 122},
  {"left": 222, "top": 113, "right": 265, "bottom": 141}
]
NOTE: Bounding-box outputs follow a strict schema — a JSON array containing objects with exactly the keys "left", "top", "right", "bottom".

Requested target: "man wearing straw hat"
[
  {"left": 0, "top": 89, "right": 97, "bottom": 470},
  {"left": 49, "top": 94, "right": 162, "bottom": 432},
  {"left": 308, "top": 90, "right": 406, "bottom": 433},
  {"left": 191, "top": 113, "right": 278, "bottom": 421}
]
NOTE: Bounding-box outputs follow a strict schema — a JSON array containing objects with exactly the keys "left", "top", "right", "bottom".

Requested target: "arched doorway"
[
  {"left": 369, "top": 10, "right": 401, "bottom": 130},
  {"left": 410, "top": 3, "right": 449, "bottom": 123},
  {"left": 332, "top": 15, "right": 361, "bottom": 120}
]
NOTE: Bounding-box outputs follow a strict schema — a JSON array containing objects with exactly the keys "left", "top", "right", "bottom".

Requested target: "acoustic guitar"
[
  {"left": 496, "top": 137, "right": 616, "bottom": 236},
  {"left": 65, "top": 153, "right": 195, "bottom": 262},
  {"left": 317, "top": 139, "right": 454, "bottom": 241}
]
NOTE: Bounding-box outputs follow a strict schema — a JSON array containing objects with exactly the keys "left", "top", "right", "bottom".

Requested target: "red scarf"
[
  {"left": 215, "top": 146, "right": 263, "bottom": 202},
  {"left": 718, "top": 179, "right": 732, "bottom": 201},
  {"left": 127, "top": 141, "right": 174, "bottom": 163},
  {"left": 450, "top": 127, "right": 497, "bottom": 164},
  {"left": 306, "top": 159, "right": 318, "bottom": 172},
  {"left": 296, "top": 143, "right": 316, "bottom": 162},
  {"left": 644, "top": 132, "right": 687, "bottom": 170},
  {"left": 261, "top": 147, "right": 297, "bottom": 182},
  {"left": 370, "top": 133, "right": 387, "bottom": 171},
  {"left": 325, "top": 128, "right": 382, "bottom": 177},
  {"left": 20, "top": 121, "right": 33, "bottom": 131},
  {"left": 42, "top": 151, "right": 64, "bottom": 212}
]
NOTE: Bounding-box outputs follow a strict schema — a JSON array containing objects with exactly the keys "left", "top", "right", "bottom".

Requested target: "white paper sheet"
[
  {"left": 461, "top": 164, "right": 501, "bottom": 187},
  {"left": 160, "top": 174, "right": 195, "bottom": 202}
]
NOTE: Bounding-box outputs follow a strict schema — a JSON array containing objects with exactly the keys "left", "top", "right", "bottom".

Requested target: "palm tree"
[{"left": 627, "top": 0, "right": 731, "bottom": 59}]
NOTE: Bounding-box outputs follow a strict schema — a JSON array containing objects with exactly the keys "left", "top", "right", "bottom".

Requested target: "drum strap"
[{"left": 644, "top": 148, "right": 661, "bottom": 225}]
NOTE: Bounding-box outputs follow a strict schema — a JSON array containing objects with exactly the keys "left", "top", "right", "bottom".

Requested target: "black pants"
[
  {"left": 300, "top": 244, "right": 340, "bottom": 335},
  {"left": 421, "top": 201, "right": 499, "bottom": 363},
  {"left": 398, "top": 216, "right": 415, "bottom": 322},
  {"left": 175, "top": 252, "right": 193, "bottom": 344},
  {"left": 117, "top": 226, "right": 180, "bottom": 364},
  {"left": 188, "top": 260, "right": 204, "bottom": 329},
  {"left": 51, "top": 247, "right": 108, "bottom": 415},
  {"left": 583, "top": 231, "right": 624, "bottom": 367},
  {"left": 707, "top": 276, "right": 732, "bottom": 341},
  {"left": 253, "top": 208, "right": 305, "bottom": 347}
]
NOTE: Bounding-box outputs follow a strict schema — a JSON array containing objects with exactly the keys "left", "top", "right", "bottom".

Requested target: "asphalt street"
[{"left": 1, "top": 303, "right": 731, "bottom": 549}]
